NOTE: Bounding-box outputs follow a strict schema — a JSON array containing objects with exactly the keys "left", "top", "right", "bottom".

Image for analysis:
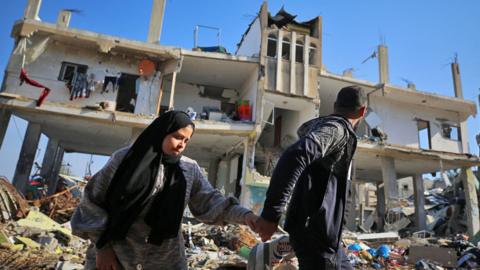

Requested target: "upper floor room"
[
  {"left": 1, "top": 0, "right": 261, "bottom": 126},
  {"left": 236, "top": 3, "right": 322, "bottom": 99},
  {"left": 318, "top": 73, "right": 477, "bottom": 154}
]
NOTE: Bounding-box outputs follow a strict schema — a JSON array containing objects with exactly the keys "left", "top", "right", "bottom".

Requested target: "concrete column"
[
  {"left": 289, "top": 31, "right": 296, "bottom": 95},
  {"left": 13, "top": 122, "right": 41, "bottom": 195},
  {"left": 413, "top": 174, "right": 427, "bottom": 230},
  {"left": 460, "top": 122, "right": 470, "bottom": 154},
  {"left": 312, "top": 16, "right": 322, "bottom": 68},
  {"left": 0, "top": 110, "right": 11, "bottom": 151},
  {"left": 40, "top": 138, "right": 59, "bottom": 179},
  {"left": 345, "top": 183, "right": 358, "bottom": 231},
  {"left": 56, "top": 10, "right": 72, "bottom": 28},
  {"left": 381, "top": 156, "right": 398, "bottom": 208},
  {"left": 376, "top": 182, "right": 386, "bottom": 231},
  {"left": 147, "top": 0, "right": 166, "bottom": 43},
  {"left": 259, "top": 2, "right": 269, "bottom": 65},
  {"left": 168, "top": 72, "right": 177, "bottom": 110},
  {"left": 451, "top": 61, "right": 463, "bottom": 98},
  {"left": 378, "top": 45, "right": 390, "bottom": 84},
  {"left": 450, "top": 60, "right": 470, "bottom": 153},
  {"left": 47, "top": 146, "right": 64, "bottom": 195},
  {"left": 275, "top": 30, "right": 283, "bottom": 92},
  {"left": 303, "top": 35, "right": 310, "bottom": 96},
  {"left": 239, "top": 139, "right": 254, "bottom": 206},
  {"left": 461, "top": 168, "right": 480, "bottom": 237},
  {"left": 24, "top": 0, "right": 42, "bottom": 20},
  {"left": 358, "top": 183, "right": 366, "bottom": 205}
]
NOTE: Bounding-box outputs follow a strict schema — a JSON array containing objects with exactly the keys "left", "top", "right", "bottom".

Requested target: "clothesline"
[{"left": 5, "top": 70, "right": 124, "bottom": 83}]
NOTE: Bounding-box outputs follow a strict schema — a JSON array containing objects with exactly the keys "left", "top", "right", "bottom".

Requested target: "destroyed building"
[{"left": 1, "top": 0, "right": 479, "bottom": 243}]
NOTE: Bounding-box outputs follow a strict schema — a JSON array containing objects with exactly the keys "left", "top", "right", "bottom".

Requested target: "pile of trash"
[
  {"left": 0, "top": 176, "right": 87, "bottom": 270},
  {"left": 343, "top": 231, "right": 480, "bottom": 269},
  {"left": 183, "top": 220, "right": 259, "bottom": 269}
]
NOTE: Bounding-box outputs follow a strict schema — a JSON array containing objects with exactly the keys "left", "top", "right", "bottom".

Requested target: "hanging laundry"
[
  {"left": 19, "top": 68, "right": 51, "bottom": 107},
  {"left": 114, "top": 76, "right": 120, "bottom": 93},
  {"left": 70, "top": 72, "right": 88, "bottom": 100},
  {"left": 87, "top": 73, "right": 96, "bottom": 97},
  {"left": 102, "top": 76, "right": 118, "bottom": 94}
]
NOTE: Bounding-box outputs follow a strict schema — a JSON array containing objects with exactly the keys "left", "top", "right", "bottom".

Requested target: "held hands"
[
  {"left": 244, "top": 212, "right": 259, "bottom": 232},
  {"left": 96, "top": 246, "right": 121, "bottom": 270},
  {"left": 244, "top": 212, "right": 280, "bottom": 242},
  {"left": 255, "top": 217, "right": 278, "bottom": 242}
]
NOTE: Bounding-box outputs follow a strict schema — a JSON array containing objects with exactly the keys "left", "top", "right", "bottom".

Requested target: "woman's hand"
[
  {"left": 96, "top": 246, "right": 121, "bottom": 270},
  {"left": 244, "top": 212, "right": 259, "bottom": 232}
]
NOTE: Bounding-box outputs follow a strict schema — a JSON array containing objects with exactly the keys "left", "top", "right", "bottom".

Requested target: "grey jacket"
[{"left": 71, "top": 147, "right": 251, "bottom": 270}]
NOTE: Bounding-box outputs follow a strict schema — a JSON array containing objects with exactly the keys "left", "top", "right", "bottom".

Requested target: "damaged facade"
[{"left": 1, "top": 0, "right": 479, "bottom": 243}]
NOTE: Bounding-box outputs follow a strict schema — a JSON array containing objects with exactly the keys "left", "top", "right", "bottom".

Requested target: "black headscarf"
[{"left": 96, "top": 111, "right": 194, "bottom": 248}]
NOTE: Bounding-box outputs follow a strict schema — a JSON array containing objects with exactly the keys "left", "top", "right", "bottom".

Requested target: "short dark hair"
[{"left": 334, "top": 85, "right": 365, "bottom": 114}]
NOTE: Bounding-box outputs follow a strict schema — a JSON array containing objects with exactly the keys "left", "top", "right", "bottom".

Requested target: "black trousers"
[{"left": 295, "top": 248, "right": 353, "bottom": 270}]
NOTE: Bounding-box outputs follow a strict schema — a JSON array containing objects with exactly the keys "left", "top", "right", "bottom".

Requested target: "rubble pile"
[
  {"left": 342, "top": 231, "right": 480, "bottom": 269},
  {"left": 0, "top": 177, "right": 29, "bottom": 221},
  {"left": 183, "top": 221, "right": 259, "bottom": 269},
  {"left": 0, "top": 210, "right": 87, "bottom": 270},
  {"left": 35, "top": 186, "right": 81, "bottom": 224},
  {"left": 2, "top": 173, "right": 480, "bottom": 269},
  {"left": 342, "top": 175, "right": 480, "bottom": 269},
  {"left": 0, "top": 177, "right": 86, "bottom": 270}
]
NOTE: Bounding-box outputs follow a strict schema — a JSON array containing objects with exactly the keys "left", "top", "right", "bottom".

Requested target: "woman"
[{"left": 71, "top": 111, "right": 258, "bottom": 270}]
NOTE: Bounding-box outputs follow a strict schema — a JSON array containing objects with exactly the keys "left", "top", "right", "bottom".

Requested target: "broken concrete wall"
[
  {"left": 215, "top": 155, "right": 240, "bottom": 197},
  {"left": 4, "top": 39, "right": 140, "bottom": 107},
  {"left": 397, "top": 176, "right": 414, "bottom": 199},
  {"left": 369, "top": 96, "right": 463, "bottom": 153},
  {"left": 236, "top": 17, "right": 261, "bottom": 58},
  {"left": 317, "top": 76, "right": 464, "bottom": 153},
  {"left": 162, "top": 80, "right": 222, "bottom": 114},
  {"left": 257, "top": 108, "right": 299, "bottom": 148}
]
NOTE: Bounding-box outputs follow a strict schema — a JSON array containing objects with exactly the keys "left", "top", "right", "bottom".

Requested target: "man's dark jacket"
[{"left": 261, "top": 115, "right": 357, "bottom": 259}]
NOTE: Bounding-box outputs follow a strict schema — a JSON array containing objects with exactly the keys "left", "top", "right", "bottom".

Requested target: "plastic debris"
[{"left": 377, "top": 244, "right": 390, "bottom": 258}]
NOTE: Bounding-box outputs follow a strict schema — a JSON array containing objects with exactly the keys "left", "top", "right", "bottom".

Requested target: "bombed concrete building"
[{"left": 1, "top": 0, "right": 479, "bottom": 238}]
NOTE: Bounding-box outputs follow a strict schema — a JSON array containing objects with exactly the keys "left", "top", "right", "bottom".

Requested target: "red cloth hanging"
[{"left": 19, "top": 68, "right": 51, "bottom": 106}]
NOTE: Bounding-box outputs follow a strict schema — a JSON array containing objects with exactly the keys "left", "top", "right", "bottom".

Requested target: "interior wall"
[
  {"left": 236, "top": 17, "right": 261, "bottom": 57},
  {"left": 4, "top": 41, "right": 139, "bottom": 107},
  {"left": 215, "top": 155, "right": 239, "bottom": 197},
  {"left": 161, "top": 80, "right": 222, "bottom": 114},
  {"left": 239, "top": 70, "right": 258, "bottom": 121},
  {"left": 318, "top": 77, "right": 463, "bottom": 153},
  {"left": 370, "top": 96, "right": 462, "bottom": 152}
]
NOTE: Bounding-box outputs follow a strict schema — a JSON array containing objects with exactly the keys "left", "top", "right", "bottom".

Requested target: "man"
[{"left": 256, "top": 86, "right": 366, "bottom": 269}]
